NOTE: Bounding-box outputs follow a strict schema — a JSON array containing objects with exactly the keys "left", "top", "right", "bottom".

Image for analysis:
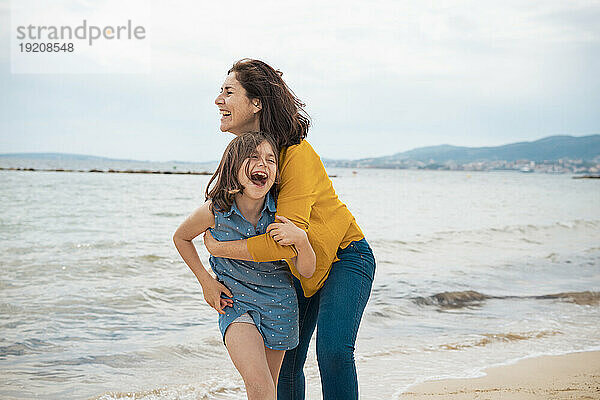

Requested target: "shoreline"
[
  {"left": 3, "top": 166, "right": 598, "bottom": 177},
  {"left": 0, "top": 167, "right": 339, "bottom": 178},
  {"left": 0, "top": 166, "right": 213, "bottom": 175},
  {"left": 399, "top": 350, "right": 600, "bottom": 399}
]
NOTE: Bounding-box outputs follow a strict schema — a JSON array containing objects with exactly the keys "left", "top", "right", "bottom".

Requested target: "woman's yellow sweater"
[{"left": 247, "top": 140, "right": 364, "bottom": 297}]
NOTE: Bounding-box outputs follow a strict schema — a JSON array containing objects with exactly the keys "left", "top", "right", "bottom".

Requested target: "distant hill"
[
  {"left": 0, "top": 152, "right": 207, "bottom": 164},
  {"left": 325, "top": 135, "right": 600, "bottom": 167},
  {"left": 0, "top": 152, "right": 111, "bottom": 160},
  {"left": 3, "top": 135, "right": 599, "bottom": 169},
  {"left": 0, "top": 152, "right": 218, "bottom": 172}
]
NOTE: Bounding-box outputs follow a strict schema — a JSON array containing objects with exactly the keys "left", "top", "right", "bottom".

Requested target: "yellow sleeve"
[{"left": 247, "top": 142, "right": 318, "bottom": 262}]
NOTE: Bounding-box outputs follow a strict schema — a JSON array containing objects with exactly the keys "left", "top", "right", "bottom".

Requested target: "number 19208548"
[{"left": 19, "top": 42, "right": 74, "bottom": 52}]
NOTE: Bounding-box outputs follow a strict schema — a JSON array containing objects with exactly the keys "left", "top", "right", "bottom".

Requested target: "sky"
[{"left": 0, "top": 0, "right": 599, "bottom": 162}]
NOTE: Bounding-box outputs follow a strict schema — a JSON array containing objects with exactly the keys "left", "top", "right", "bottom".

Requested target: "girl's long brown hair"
[
  {"left": 205, "top": 131, "right": 279, "bottom": 213},
  {"left": 228, "top": 59, "right": 311, "bottom": 151}
]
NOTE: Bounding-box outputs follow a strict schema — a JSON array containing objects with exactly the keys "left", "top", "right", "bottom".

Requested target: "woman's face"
[{"left": 215, "top": 72, "right": 261, "bottom": 136}]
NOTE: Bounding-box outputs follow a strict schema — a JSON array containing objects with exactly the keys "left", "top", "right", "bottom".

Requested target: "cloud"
[{"left": 1, "top": 0, "right": 599, "bottom": 161}]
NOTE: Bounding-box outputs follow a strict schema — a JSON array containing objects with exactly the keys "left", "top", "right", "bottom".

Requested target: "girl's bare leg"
[
  {"left": 265, "top": 347, "right": 285, "bottom": 397},
  {"left": 225, "top": 322, "right": 276, "bottom": 400}
]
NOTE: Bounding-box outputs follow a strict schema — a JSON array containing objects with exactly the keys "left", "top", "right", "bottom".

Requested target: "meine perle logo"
[{"left": 15, "top": 19, "right": 146, "bottom": 46}]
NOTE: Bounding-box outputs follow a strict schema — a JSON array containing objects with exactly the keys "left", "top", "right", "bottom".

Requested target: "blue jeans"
[{"left": 277, "top": 238, "right": 376, "bottom": 400}]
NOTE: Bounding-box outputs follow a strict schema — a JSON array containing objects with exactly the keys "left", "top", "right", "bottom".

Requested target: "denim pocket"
[
  {"left": 356, "top": 239, "right": 376, "bottom": 280},
  {"left": 339, "top": 239, "right": 376, "bottom": 281}
]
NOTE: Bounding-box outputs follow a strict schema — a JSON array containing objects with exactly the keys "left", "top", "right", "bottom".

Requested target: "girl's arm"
[
  {"left": 203, "top": 143, "right": 317, "bottom": 262},
  {"left": 173, "top": 200, "right": 233, "bottom": 314},
  {"left": 267, "top": 216, "right": 315, "bottom": 278}
]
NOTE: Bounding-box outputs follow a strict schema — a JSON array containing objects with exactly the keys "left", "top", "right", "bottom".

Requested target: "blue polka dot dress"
[{"left": 209, "top": 192, "right": 299, "bottom": 351}]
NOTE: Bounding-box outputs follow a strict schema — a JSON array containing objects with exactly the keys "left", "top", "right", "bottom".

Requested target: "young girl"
[{"left": 173, "top": 131, "right": 316, "bottom": 400}]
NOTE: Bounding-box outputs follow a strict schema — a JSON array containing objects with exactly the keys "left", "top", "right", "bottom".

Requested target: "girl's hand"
[
  {"left": 199, "top": 277, "right": 234, "bottom": 314},
  {"left": 219, "top": 297, "right": 233, "bottom": 311},
  {"left": 266, "top": 216, "right": 308, "bottom": 246}
]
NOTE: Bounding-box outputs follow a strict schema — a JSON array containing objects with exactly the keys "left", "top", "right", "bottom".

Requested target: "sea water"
[{"left": 1, "top": 161, "right": 598, "bottom": 399}]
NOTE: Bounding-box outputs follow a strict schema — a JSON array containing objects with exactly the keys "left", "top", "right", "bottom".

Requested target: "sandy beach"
[{"left": 399, "top": 351, "right": 600, "bottom": 399}]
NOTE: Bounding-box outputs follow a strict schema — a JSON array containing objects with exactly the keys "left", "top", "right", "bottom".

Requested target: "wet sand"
[{"left": 399, "top": 351, "right": 600, "bottom": 399}]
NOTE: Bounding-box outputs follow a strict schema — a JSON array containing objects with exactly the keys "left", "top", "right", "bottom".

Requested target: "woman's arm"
[
  {"left": 173, "top": 200, "right": 233, "bottom": 314},
  {"left": 267, "top": 216, "right": 315, "bottom": 278},
  {"left": 203, "top": 229, "right": 254, "bottom": 260},
  {"left": 204, "top": 142, "right": 317, "bottom": 262}
]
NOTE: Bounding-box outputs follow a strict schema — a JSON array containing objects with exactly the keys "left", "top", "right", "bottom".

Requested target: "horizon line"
[{"left": 1, "top": 133, "right": 598, "bottom": 164}]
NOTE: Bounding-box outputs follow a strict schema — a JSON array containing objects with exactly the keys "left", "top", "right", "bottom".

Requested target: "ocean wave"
[
  {"left": 490, "top": 220, "right": 600, "bottom": 233},
  {"left": 0, "top": 338, "right": 63, "bottom": 359},
  {"left": 358, "top": 330, "right": 563, "bottom": 361},
  {"left": 92, "top": 380, "right": 244, "bottom": 400},
  {"left": 367, "top": 304, "right": 414, "bottom": 319},
  {"left": 40, "top": 353, "right": 147, "bottom": 368},
  {"left": 152, "top": 212, "right": 184, "bottom": 218},
  {"left": 139, "top": 254, "right": 166, "bottom": 263},
  {"left": 443, "top": 219, "right": 600, "bottom": 237},
  {"left": 69, "top": 240, "right": 130, "bottom": 250},
  {"left": 437, "top": 330, "right": 562, "bottom": 351},
  {"left": 584, "top": 246, "right": 600, "bottom": 253},
  {"left": 536, "top": 291, "right": 600, "bottom": 305},
  {"left": 414, "top": 290, "right": 600, "bottom": 308},
  {"left": 374, "top": 219, "right": 600, "bottom": 249},
  {"left": 414, "top": 290, "right": 493, "bottom": 308},
  {"left": 132, "top": 337, "right": 228, "bottom": 363},
  {"left": 356, "top": 345, "right": 412, "bottom": 361}
]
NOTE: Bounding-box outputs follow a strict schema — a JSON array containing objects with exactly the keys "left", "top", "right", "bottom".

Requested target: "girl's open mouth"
[{"left": 250, "top": 171, "right": 268, "bottom": 187}]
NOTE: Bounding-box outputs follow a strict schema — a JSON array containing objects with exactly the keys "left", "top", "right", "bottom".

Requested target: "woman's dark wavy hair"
[
  {"left": 205, "top": 131, "right": 279, "bottom": 213},
  {"left": 228, "top": 58, "right": 311, "bottom": 150}
]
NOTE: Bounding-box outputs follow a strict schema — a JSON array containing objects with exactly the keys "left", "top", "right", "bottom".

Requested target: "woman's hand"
[
  {"left": 199, "top": 276, "right": 234, "bottom": 314},
  {"left": 266, "top": 216, "right": 308, "bottom": 246},
  {"left": 203, "top": 229, "right": 219, "bottom": 255}
]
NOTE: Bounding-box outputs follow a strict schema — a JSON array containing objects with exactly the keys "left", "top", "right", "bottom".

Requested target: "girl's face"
[
  {"left": 237, "top": 140, "right": 277, "bottom": 200},
  {"left": 215, "top": 72, "right": 261, "bottom": 136}
]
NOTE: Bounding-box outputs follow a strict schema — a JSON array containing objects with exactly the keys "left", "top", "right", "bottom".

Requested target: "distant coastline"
[
  {"left": 0, "top": 167, "right": 212, "bottom": 175},
  {"left": 324, "top": 134, "right": 600, "bottom": 174},
  {"left": 0, "top": 167, "right": 346, "bottom": 178},
  {"left": 2, "top": 134, "right": 599, "bottom": 175}
]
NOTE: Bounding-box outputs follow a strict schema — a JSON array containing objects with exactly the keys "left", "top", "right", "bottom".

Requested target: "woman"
[{"left": 204, "top": 58, "right": 376, "bottom": 400}]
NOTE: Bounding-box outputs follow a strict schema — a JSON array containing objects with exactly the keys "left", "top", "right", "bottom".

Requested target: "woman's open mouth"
[
  {"left": 250, "top": 171, "right": 268, "bottom": 187},
  {"left": 219, "top": 109, "right": 231, "bottom": 120}
]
